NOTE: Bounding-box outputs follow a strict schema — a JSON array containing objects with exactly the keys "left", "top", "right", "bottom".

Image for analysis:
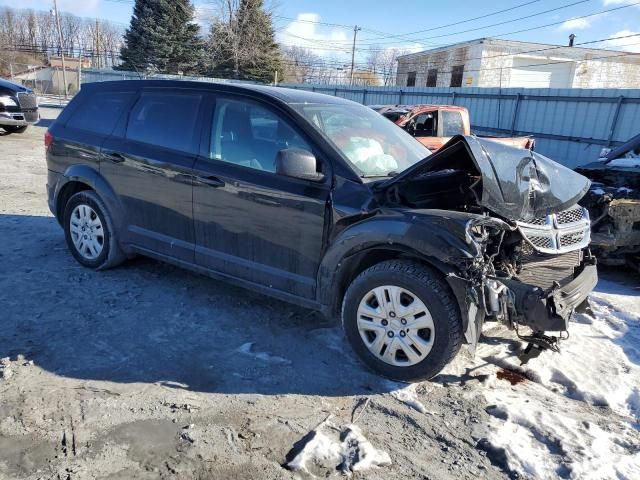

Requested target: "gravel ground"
[{"left": 0, "top": 108, "right": 637, "bottom": 480}]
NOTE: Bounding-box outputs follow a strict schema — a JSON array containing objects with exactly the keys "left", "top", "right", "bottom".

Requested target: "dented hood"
[{"left": 378, "top": 135, "right": 591, "bottom": 222}]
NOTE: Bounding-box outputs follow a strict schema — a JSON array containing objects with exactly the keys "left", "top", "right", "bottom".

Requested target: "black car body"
[
  {"left": 45, "top": 81, "right": 597, "bottom": 381},
  {"left": 0, "top": 78, "right": 39, "bottom": 133}
]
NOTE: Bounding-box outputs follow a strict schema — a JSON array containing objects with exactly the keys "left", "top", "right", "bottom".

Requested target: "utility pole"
[
  {"left": 78, "top": 47, "right": 82, "bottom": 91},
  {"left": 52, "top": 0, "right": 68, "bottom": 99},
  {"left": 95, "top": 19, "right": 100, "bottom": 69},
  {"left": 350, "top": 25, "right": 361, "bottom": 86}
]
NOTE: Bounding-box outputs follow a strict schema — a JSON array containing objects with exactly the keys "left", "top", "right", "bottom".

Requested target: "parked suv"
[
  {"left": 46, "top": 81, "right": 597, "bottom": 381},
  {"left": 0, "top": 78, "right": 39, "bottom": 133}
]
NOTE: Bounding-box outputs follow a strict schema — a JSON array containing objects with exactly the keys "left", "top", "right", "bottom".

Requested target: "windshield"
[{"left": 292, "top": 103, "right": 431, "bottom": 177}]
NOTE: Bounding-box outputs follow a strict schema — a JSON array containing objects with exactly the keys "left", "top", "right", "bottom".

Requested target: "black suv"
[
  {"left": 0, "top": 78, "right": 39, "bottom": 133},
  {"left": 46, "top": 81, "right": 597, "bottom": 381}
]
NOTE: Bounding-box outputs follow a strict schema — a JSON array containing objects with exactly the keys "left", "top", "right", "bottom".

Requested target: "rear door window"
[
  {"left": 126, "top": 91, "right": 203, "bottom": 154},
  {"left": 65, "top": 91, "right": 134, "bottom": 136}
]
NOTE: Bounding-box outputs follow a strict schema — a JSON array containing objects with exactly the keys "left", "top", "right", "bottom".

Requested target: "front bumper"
[
  {"left": 499, "top": 257, "right": 598, "bottom": 331},
  {"left": 0, "top": 110, "right": 39, "bottom": 126}
]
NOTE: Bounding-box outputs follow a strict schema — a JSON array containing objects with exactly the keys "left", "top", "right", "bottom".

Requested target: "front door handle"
[
  {"left": 197, "top": 175, "right": 225, "bottom": 188},
  {"left": 102, "top": 151, "right": 126, "bottom": 163}
]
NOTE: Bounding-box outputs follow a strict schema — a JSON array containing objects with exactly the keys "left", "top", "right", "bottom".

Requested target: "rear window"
[
  {"left": 65, "top": 91, "right": 134, "bottom": 135},
  {"left": 126, "top": 91, "right": 202, "bottom": 154},
  {"left": 441, "top": 110, "right": 464, "bottom": 136}
]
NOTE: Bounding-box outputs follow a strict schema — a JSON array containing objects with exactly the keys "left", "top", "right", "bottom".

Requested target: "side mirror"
[{"left": 275, "top": 148, "right": 325, "bottom": 182}]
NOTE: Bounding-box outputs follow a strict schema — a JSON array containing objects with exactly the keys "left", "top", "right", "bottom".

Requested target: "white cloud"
[
  {"left": 276, "top": 13, "right": 351, "bottom": 59},
  {"left": 558, "top": 18, "right": 591, "bottom": 30},
  {"left": 603, "top": 0, "right": 637, "bottom": 5},
  {"left": 604, "top": 29, "right": 640, "bottom": 52}
]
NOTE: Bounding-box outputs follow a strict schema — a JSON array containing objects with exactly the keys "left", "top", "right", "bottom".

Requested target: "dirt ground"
[{"left": 0, "top": 108, "right": 638, "bottom": 480}]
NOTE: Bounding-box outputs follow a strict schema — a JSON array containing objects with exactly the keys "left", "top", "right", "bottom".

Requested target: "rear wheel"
[
  {"left": 63, "top": 190, "right": 126, "bottom": 269},
  {"left": 2, "top": 125, "right": 28, "bottom": 134},
  {"left": 342, "top": 260, "right": 463, "bottom": 382}
]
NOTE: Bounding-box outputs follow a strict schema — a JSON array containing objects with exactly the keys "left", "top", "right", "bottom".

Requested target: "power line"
[{"left": 356, "top": 0, "right": 591, "bottom": 46}]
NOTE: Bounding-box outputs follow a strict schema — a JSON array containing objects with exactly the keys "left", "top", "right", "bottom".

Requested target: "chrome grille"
[
  {"left": 528, "top": 235, "right": 554, "bottom": 249},
  {"left": 24, "top": 111, "right": 38, "bottom": 123},
  {"left": 516, "top": 206, "right": 591, "bottom": 254},
  {"left": 557, "top": 206, "right": 585, "bottom": 225},
  {"left": 527, "top": 217, "right": 548, "bottom": 226},
  {"left": 17, "top": 92, "right": 38, "bottom": 109},
  {"left": 559, "top": 231, "right": 587, "bottom": 248}
]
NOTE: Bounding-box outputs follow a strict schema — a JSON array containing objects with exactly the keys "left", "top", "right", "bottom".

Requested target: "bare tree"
[
  {"left": 366, "top": 45, "right": 408, "bottom": 86},
  {"left": 281, "top": 46, "right": 325, "bottom": 83},
  {"left": 0, "top": 6, "right": 124, "bottom": 68}
]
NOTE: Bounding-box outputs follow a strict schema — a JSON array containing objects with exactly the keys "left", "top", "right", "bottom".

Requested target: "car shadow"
[
  {"left": 35, "top": 118, "right": 55, "bottom": 129},
  {"left": 0, "top": 213, "right": 403, "bottom": 396}
]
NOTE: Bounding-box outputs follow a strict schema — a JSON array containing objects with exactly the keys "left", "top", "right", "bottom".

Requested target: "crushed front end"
[
  {"left": 479, "top": 205, "right": 597, "bottom": 361},
  {"left": 377, "top": 135, "right": 598, "bottom": 362}
]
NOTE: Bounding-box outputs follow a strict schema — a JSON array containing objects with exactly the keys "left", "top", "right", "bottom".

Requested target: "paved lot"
[{"left": 0, "top": 109, "right": 638, "bottom": 480}]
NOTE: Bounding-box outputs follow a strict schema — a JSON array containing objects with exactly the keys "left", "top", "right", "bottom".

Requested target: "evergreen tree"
[
  {"left": 207, "top": 0, "right": 282, "bottom": 83},
  {"left": 118, "top": 0, "right": 203, "bottom": 75}
]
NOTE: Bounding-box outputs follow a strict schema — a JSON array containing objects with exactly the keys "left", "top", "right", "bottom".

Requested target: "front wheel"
[
  {"left": 2, "top": 125, "right": 28, "bottom": 134},
  {"left": 342, "top": 260, "right": 463, "bottom": 382}
]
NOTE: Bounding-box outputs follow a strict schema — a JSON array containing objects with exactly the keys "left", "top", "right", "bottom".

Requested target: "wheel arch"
[
  {"left": 316, "top": 214, "right": 481, "bottom": 335},
  {"left": 54, "top": 165, "right": 125, "bottom": 233},
  {"left": 319, "top": 243, "right": 461, "bottom": 320}
]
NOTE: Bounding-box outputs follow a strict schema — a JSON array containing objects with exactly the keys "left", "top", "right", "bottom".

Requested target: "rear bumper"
[
  {"left": 47, "top": 170, "right": 62, "bottom": 220},
  {"left": 499, "top": 257, "right": 597, "bottom": 331}
]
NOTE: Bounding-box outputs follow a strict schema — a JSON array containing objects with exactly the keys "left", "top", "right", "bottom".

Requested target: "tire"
[
  {"left": 3, "top": 125, "right": 28, "bottom": 134},
  {"left": 63, "top": 190, "right": 126, "bottom": 270},
  {"left": 342, "top": 260, "right": 463, "bottom": 382}
]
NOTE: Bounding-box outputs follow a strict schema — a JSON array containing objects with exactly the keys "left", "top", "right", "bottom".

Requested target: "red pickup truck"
[{"left": 373, "top": 104, "right": 535, "bottom": 152}]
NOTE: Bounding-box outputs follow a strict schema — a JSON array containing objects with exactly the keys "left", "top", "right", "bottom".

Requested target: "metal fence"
[
  {"left": 80, "top": 68, "right": 255, "bottom": 86},
  {"left": 75, "top": 69, "right": 640, "bottom": 168},
  {"left": 281, "top": 84, "right": 640, "bottom": 168}
]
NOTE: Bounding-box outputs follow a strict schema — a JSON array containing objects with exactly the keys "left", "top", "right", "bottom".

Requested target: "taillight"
[{"left": 44, "top": 130, "right": 53, "bottom": 148}]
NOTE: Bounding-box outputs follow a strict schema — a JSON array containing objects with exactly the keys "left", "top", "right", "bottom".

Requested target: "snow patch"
[
  {"left": 236, "top": 342, "right": 291, "bottom": 365},
  {"left": 608, "top": 156, "right": 640, "bottom": 168},
  {"left": 591, "top": 188, "right": 605, "bottom": 195},
  {"left": 476, "top": 283, "right": 640, "bottom": 478},
  {"left": 387, "top": 382, "right": 430, "bottom": 414},
  {"left": 287, "top": 423, "right": 391, "bottom": 476}
]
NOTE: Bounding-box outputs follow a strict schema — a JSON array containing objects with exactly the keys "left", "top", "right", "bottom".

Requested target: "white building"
[{"left": 396, "top": 37, "right": 640, "bottom": 89}]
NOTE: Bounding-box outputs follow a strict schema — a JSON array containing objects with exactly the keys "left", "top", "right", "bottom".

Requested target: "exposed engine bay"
[
  {"left": 576, "top": 133, "right": 640, "bottom": 272},
  {"left": 375, "top": 136, "right": 597, "bottom": 362}
]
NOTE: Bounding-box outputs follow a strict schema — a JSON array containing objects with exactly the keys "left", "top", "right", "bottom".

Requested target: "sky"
[{"left": 4, "top": 0, "right": 640, "bottom": 63}]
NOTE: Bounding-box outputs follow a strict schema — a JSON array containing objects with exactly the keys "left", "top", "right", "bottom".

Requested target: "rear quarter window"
[
  {"left": 65, "top": 91, "right": 135, "bottom": 136},
  {"left": 441, "top": 110, "right": 464, "bottom": 137}
]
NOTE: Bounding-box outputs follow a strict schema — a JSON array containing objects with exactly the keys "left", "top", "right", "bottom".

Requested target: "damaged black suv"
[{"left": 46, "top": 81, "right": 597, "bottom": 381}]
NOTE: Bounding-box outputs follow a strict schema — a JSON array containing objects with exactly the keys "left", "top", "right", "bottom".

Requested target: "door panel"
[
  {"left": 192, "top": 96, "right": 330, "bottom": 298},
  {"left": 100, "top": 89, "right": 204, "bottom": 261},
  {"left": 193, "top": 162, "right": 328, "bottom": 298}
]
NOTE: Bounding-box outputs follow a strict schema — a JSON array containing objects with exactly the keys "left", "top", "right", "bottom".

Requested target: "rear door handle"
[
  {"left": 197, "top": 175, "right": 225, "bottom": 188},
  {"left": 102, "top": 151, "right": 126, "bottom": 163}
]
